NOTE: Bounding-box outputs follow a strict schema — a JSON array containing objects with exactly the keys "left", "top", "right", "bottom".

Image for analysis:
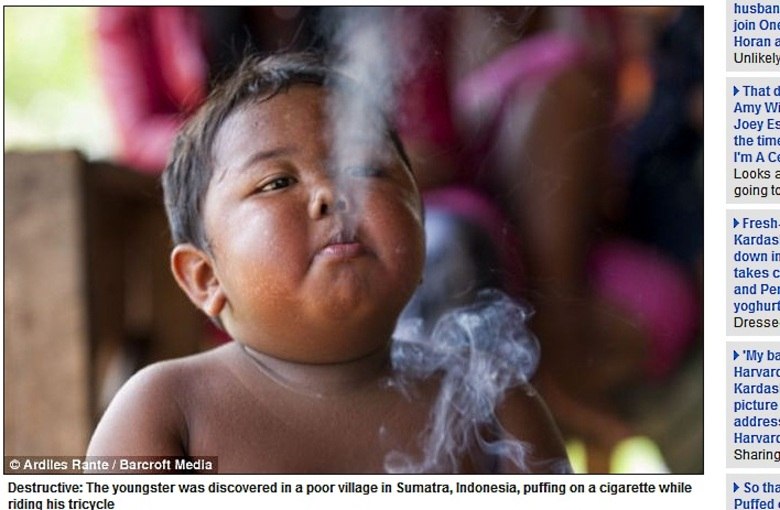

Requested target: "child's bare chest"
[{"left": 181, "top": 359, "right": 436, "bottom": 473}]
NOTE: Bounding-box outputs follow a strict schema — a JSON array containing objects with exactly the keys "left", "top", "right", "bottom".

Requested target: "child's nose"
[{"left": 309, "top": 180, "right": 349, "bottom": 219}]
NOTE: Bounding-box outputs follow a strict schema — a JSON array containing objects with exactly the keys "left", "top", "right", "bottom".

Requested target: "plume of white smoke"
[
  {"left": 387, "top": 289, "right": 565, "bottom": 473},
  {"left": 322, "top": 8, "right": 567, "bottom": 474},
  {"left": 323, "top": 8, "right": 419, "bottom": 215}
]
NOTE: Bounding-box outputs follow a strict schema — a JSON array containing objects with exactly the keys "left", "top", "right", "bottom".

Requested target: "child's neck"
[{"left": 238, "top": 342, "right": 392, "bottom": 398}]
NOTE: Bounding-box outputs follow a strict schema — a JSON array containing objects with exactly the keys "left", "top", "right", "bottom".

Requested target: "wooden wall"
[{"left": 4, "top": 151, "right": 204, "bottom": 456}]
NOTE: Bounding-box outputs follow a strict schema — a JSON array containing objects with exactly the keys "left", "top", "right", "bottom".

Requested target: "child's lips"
[
  {"left": 318, "top": 241, "right": 365, "bottom": 259},
  {"left": 315, "top": 231, "right": 368, "bottom": 261}
]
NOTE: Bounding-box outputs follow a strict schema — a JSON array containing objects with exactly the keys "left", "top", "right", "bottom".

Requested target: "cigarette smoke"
[
  {"left": 322, "top": 8, "right": 566, "bottom": 474},
  {"left": 387, "top": 289, "right": 557, "bottom": 473},
  {"left": 322, "top": 8, "right": 418, "bottom": 216}
]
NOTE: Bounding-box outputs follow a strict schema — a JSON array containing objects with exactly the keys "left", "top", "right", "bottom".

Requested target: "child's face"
[{"left": 200, "top": 85, "right": 425, "bottom": 362}]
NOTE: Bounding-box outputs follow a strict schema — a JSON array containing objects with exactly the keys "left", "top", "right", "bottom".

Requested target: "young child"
[{"left": 86, "top": 52, "right": 569, "bottom": 473}]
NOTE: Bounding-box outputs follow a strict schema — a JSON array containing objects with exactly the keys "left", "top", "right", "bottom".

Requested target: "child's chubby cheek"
[
  {"left": 304, "top": 205, "right": 425, "bottom": 322},
  {"left": 216, "top": 213, "right": 424, "bottom": 362},
  {"left": 207, "top": 196, "right": 423, "bottom": 347}
]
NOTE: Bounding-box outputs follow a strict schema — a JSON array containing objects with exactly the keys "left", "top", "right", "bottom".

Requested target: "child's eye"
[
  {"left": 341, "top": 166, "right": 385, "bottom": 178},
  {"left": 257, "top": 176, "right": 296, "bottom": 193}
]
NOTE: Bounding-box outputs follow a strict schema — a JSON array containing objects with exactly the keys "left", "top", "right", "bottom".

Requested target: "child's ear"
[{"left": 170, "top": 244, "right": 227, "bottom": 318}]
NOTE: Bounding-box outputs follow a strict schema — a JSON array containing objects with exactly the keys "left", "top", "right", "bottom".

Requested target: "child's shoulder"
[
  {"left": 112, "top": 342, "right": 238, "bottom": 401},
  {"left": 139, "top": 341, "right": 238, "bottom": 380},
  {"left": 86, "top": 343, "right": 239, "bottom": 458}
]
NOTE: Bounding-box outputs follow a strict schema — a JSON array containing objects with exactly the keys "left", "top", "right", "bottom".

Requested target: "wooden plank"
[
  {"left": 4, "top": 150, "right": 91, "bottom": 456},
  {"left": 4, "top": 151, "right": 205, "bottom": 458}
]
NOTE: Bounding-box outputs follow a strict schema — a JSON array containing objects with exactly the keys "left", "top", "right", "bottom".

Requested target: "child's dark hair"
[{"left": 162, "top": 51, "right": 411, "bottom": 251}]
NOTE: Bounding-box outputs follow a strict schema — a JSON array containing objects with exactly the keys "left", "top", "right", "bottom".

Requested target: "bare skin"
[
  {"left": 88, "top": 342, "right": 567, "bottom": 472},
  {"left": 87, "top": 85, "right": 568, "bottom": 473}
]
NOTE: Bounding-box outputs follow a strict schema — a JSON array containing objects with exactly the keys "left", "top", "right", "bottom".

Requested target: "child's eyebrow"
[
  {"left": 237, "top": 147, "right": 294, "bottom": 175},
  {"left": 215, "top": 147, "right": 294, "bottom": 184}
]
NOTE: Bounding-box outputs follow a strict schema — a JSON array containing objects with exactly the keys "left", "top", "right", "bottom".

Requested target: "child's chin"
[
  {"left": 318, "top": 286, "right": 405, "bottom": 328},
  {"left": 321, "top": 288, "right": 364, "bottom": 314}
]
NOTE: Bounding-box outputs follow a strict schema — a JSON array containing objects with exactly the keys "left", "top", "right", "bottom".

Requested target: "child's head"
[{"left": 163, "top": 52, "right": 425, "bottom": 363}]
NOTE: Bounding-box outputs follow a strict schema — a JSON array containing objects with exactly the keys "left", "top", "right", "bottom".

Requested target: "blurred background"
[
  {"left": 4, "top": 6, "right": 703, "bottom": 474},
  {"left": 5, "top": 7, "right": 115, "bottom": 159}
]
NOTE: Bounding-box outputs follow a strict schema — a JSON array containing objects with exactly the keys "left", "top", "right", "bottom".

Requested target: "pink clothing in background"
[
  {"left": 589, "top": 241, "right": 699, "bottom": 380},
  {"left": 397, "top": 8, "right": 699, "bottom": 380},
  {"left": 96, "top": 7, "right": 208, "bottom": 173}
]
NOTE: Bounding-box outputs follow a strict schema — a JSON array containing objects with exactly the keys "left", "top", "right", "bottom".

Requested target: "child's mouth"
[
  {"left": 319, "top": 241, "right": 364, "bottom": 259},
  {"left": 316, "top": 230, "right": 366, "bottom": 260}
]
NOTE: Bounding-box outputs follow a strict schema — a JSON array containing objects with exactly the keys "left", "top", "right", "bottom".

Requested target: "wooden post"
[
  {"left": 5, "top": 151, "right": 91, "bottom": 455},
  {"left": 4, "top": 150, "right": 204, "bottom": 457}
]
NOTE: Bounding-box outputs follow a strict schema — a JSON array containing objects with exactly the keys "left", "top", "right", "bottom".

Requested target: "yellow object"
[
  {"left": 565, "top": 436, "right": 669, "bottom": 473},
  {"left": 565, "top": 439, "right": 587, "bottom": 473}
]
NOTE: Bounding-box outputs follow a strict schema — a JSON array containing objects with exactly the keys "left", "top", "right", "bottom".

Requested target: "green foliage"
[
  {"left": 5, "top": 7, "right": 114, "bottom": 158},
  {"left": 5, "top": 7, "right": 93, "bottom": 107}
]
